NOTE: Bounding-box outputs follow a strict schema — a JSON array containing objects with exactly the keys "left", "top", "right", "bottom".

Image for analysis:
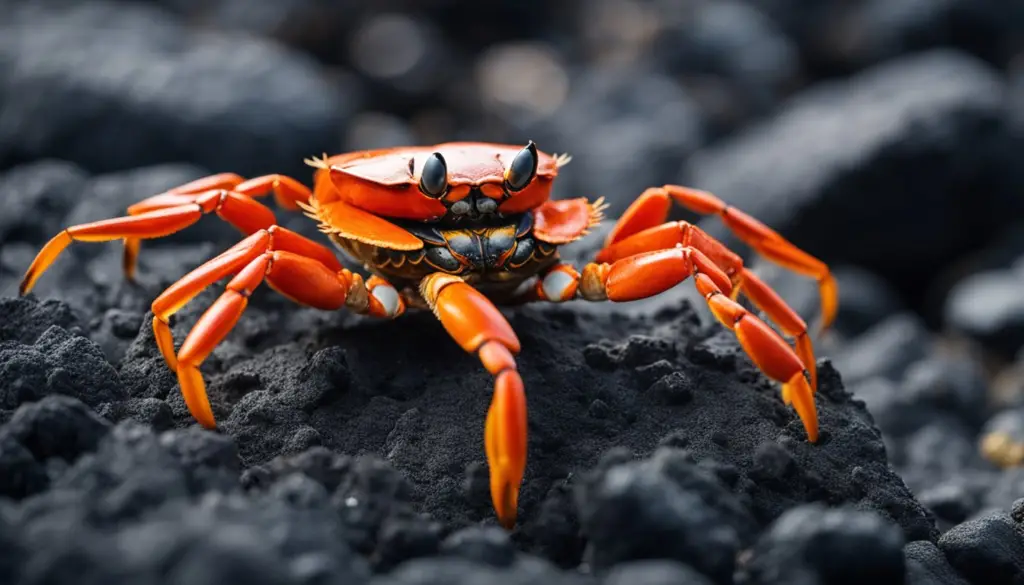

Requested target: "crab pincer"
[{"left": 421, "top": 273, "right": 527, "bottom": 528}]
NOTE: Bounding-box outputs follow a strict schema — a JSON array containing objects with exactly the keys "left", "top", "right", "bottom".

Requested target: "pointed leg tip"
[
  {"left": 492, "top": 481, "right": 520, "bottom": 530},
  {"left": 784, "top": 375, "right": 819, "bottom": 444},
  {"left": 196, "top": 414, "right": 218, "bottom": 431},
  {"left": 19, "top": 273, "right": 36, "bottom": 297},
  {"left": 497, "top": 511, "right": 517, "bottom": 530},
  {"left": 819, "top": 276, "right": 839, "bottom": 333}
]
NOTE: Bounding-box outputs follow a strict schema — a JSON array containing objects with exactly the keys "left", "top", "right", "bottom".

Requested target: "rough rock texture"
[
  {"left": 741, "top": 504, "right": 906, "bottom": 585},
  {"left": 937, "top": 512, "right": 1024, "bottom": 585}
]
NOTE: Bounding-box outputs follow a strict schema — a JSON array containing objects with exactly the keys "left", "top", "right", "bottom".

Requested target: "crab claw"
[
  {"left": 420, "top": 272, "right": 529, "bottom": 528},
  {"left": 485, "top": 368, "right": 528, "bottom": 529}
]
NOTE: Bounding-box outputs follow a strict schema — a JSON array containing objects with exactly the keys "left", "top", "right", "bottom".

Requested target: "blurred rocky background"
[{"left": 2, "top": 0, "right": 1024, "bottom": 584}]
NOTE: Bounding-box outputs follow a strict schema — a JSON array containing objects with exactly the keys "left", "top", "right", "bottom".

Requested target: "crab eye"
[
  {"left": 419, "top": 153, "right": 448, "bottom": 198},
  {"left": 505, "top": 141, "right": 538, "bottom": 192}
]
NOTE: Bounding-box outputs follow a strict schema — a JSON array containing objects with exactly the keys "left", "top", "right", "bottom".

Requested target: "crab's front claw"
[
  {"left": 485, "top": 368, "right": 528, "bottom": 529},
  {"left": 420, "top": 273, "right": 528, "bottom": 528}
]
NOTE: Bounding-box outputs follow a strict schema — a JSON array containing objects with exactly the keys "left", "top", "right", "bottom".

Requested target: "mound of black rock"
[
  {"left": 0, "top": 287, "right": 946, "bottom": 585},
  {"left": 2, "top": 187, "right": 1022, "bottom": 583},
  {"left": 3, "top": 0, "right": 1024, "bottom": 583}
]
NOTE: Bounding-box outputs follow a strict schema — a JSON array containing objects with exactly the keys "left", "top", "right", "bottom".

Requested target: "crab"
[{"left": 19, "top": 141, "right": 837, "bottom": 529}]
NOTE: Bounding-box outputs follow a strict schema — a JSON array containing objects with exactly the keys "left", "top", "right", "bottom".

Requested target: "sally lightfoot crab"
[{"left": 19, "top": 141, "right": 837, "bottom": 529}]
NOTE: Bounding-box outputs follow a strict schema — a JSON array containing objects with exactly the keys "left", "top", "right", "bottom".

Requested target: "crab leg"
[
  {"left": 420, "top": 273, "right": 526, "bottom": 530},
  {"left": 595, "top": 220, "right": 817, "bottom": 390},
  {"left": 533, "top": 251, "right": 819, "bottom": 443},
  {"left": 127, "top": 172, "right": 312, "bottom": 213},
  {"left": 733, "top": 267, "right": 817, "bottom": 392},
  {"left": 600, "top": 186, "right": 837, "bottom": 333},
  {"left": 19, "top": 189, "right": 278, "bottom": 294},
  {"left": 122, "top": 187, "right": 280, "bottom": 279},
  {"left": 137, "top": 222, "right": 401, "bottom": 428},
  {"left": 175, "top": 250, "right": 349, "bottom": 428},
  {"left": 149, "top": 226, "right": 346, "bottom": 367},
  {"left": 21, "top": 206, "right": 206, "bottom": 295},
  {"left": 161, "top": 242, "right": 402, "bottom": 428},
  {"left": 122, "top": 172, "right": 311, "bottom": 281}
]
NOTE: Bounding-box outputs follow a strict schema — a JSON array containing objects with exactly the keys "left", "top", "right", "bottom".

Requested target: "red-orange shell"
[{"left": 312, "top": 142, "right": 561, "bottom": 221}]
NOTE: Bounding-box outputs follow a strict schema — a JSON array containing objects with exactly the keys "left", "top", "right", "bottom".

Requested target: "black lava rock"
[
  {"left": 0, "top": 274, "right": 939, "bottom": 580},
  {"left": 683, "top": 50, "right": 1024, "bottom": 302},
  {"left": 896, "top": 421, "right": 991, "bottom": 500},
  {"left": 366, "top": 556, "right": 580, "bottom": 585},
  {"left": 574, "top": 448, "right": 745, "bottom": 583},
  {"left": 596, "top": 0, "right": 802, "bottom": 136},
  {"left": 524, "top": 66, "right": 706, "bottom": 217},
  {"left": 0, "top": 1, "right": 351, "bottom": 178},
  {"left": 0, "top": 326, "right": 127, "bottom": 410},
  {"left": 1, "top": 395, "right": 111, "bottom": 465},
  {"left": 749, "top": 0, "right": 1024, "bottom": 74},
  {"left": 901, "top": 355, "right": 990, "bottom": 429},
  {"left": 439, "top": 526, "right": 517, "bottom": 567},
  {"left": 742, "top": 504, "right": 906, "bottom": 585},
  {"left": 602, "top": 560, "right": 713, "bottom": 585},
  {"left": 835, "top": 0, "right": 1024, "bottom": 72},
  {"left": 985, "top": 469, "right": 1024, "bottom": 523},
  {"left": 937, "top": 512, "right": 1024, "bottom": 585},
  {"left": 904, "top": 540, "right": 970, "bottom": 585},
  {"left": 0, "top": 160, "right": 90, "bottom": 246},
  {"left": 944, "top": 258, "right": 1024, "bottom": 359},
  {"left": 0, "top": 296, "right": 81, "bottom": 346},
  {"left": 755, "top": 262, "right": 907, "bottom": 340},
  {"left": 833, "top": 313, "right": 933, "bottom": 386},
  {"left": 132, "top": 0, "right": 374, "bottom": 65}
]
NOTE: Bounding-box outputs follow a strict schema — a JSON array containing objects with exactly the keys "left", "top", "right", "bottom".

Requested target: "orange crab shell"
[
  {"left": 305, "top": 142, "right": 595, "bottom": 252},
  {"left": 313, "top": 142, "right": 561, "bottom": 220}
]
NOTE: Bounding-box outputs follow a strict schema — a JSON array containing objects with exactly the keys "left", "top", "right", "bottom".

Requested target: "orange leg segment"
[
  {"left": 733, "top": 267, "right": 817, "bottom": 392},
  {"left": 420, "top": 273, "right": 526, "bottom": 529},
  {"left": 20, "top": 205, "right": 206, "bottom": 295},
  {"left": 117, "top": 171, "right": 311, "bottom": 282},
  {"left": 175, "top": 253, "right": 272, "bottom": 428},
  {"left": 173, "top": 249, "right": 360, "bottom": 428},
  {"left": 602, "top": 185, "right": 837, "bottom": 333},
  {"left": 121, "top": 188, "right": 279, "bottom": 279},
  {"left": 594, "top": 220, "right": 818, "bottom": 390},
  {"left": 18, "top": 178, "right": 291, "bottom": 295},
  {"left": 234, "top": 174, "right": 313, "bottom": 211},
  {"left": 143, "top": 224, "right": 399, "bottom": 429},
  {"left": 534, "top": 250, "right": 819, "bottom": 443}
]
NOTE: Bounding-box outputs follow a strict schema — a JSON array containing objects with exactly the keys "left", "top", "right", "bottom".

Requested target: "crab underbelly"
[{"left": 329, "top": 229, "right": 560, "bottom": 302}]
